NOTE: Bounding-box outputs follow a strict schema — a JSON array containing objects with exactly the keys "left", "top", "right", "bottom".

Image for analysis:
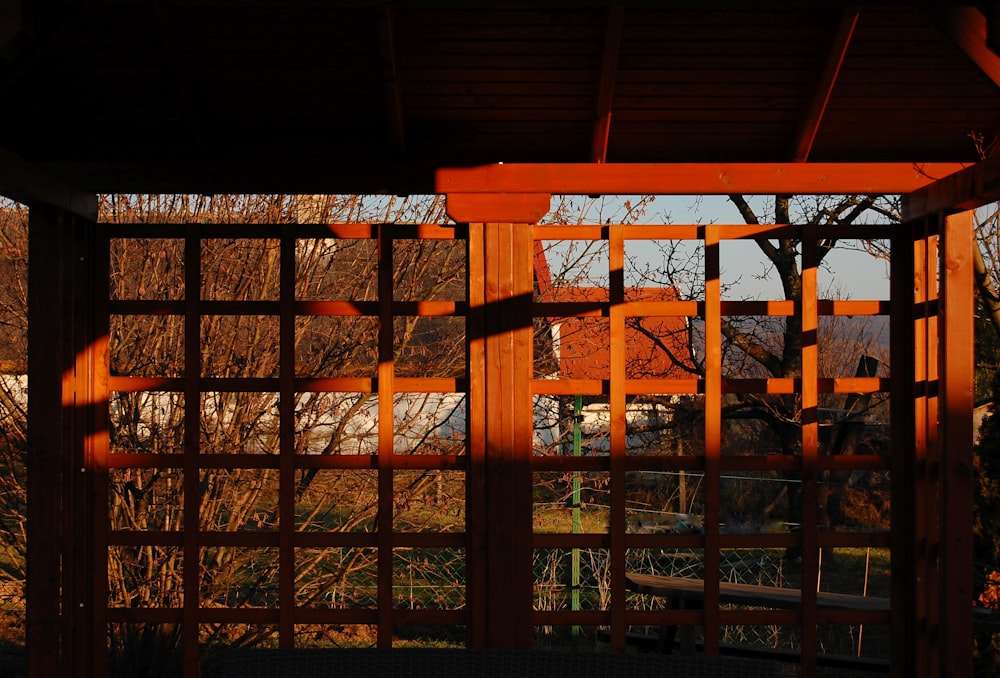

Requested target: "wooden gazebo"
[{"left": 2, "top": 2, "right": 999, "bottom": 676}]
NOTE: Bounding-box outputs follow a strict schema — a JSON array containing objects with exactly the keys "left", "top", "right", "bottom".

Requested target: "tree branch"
[{"left": 720, "top": 317, "right": 783, "bottom": 376}]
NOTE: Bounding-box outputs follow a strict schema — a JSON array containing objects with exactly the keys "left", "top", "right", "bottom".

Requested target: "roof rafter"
[
  {"left": 2, "top": 3, "right": 86, "bottom": 87},
  {"left": 0, "top": 145, "right": 97, "bottom": 220},
  {"left": 377, "top": 5, "right": 405, "bottom": 156},
  {"left": 933, "top": 6, "right": 1000, "bottom": 87},
  {"left": 152, "top": 0, "right": 206, "bottom": 164},
  {"left": 0, "top": 1, "right": 23, "bottom": 55},
  {"left": 792, "top": 8, "right": 859, "bottom": 162},
  {"left": 590, "top": 4, "right": 623, "bottom": 164}
]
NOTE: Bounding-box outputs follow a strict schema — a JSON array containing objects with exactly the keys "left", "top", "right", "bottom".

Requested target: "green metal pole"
[{"left": 571, "top": 395, "right": 582, "bottom": 637}]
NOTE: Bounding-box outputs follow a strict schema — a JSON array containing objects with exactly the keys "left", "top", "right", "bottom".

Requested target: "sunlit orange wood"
[
  {"left": 940, "top": 211, "right": 974, "bottom": 678},
  {"left": 800, "top": 225, "right": 820, "bottom": 677},
  {"left": 702, "top": 225, "right": 722, "bottom": 655},
  {"left": 511, "top": 222, "right": 534, "bottom": 647},
  {"left": 483, "top": 220, "right": 535, "bottom": 648},
  {"left": 376, "top": 228, "right": 396, "bottom": 647},
  {"left": 446, "top": 193, "right": 551, "bottom": 223},
  {"left": 608, "top": 223, "right": 627, "bottom": 650},
  {"left": 923, "top": 228, "right": 941, "bottom": 678},
  {"left": 465, "top": 223, "right": 489, "bottom": 648},
  {"left": 438, "top": 162, "right": 965, "bottom": 196}
]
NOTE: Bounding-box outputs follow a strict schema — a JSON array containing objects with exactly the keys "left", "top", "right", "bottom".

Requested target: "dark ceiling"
[{"left": 3, "top": 1, "right": 1000, "bottom": 197}]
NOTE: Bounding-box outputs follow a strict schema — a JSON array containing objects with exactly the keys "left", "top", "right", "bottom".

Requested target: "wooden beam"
[
  {"left": 902, "top": 153, "right": 1000, "bottom": 219},
  {"left": 792, "top": 9, "right": 858, "bottom": 162},
  {"left": 590, "top": 5, "right": 623, "bottom": 164},
  {"left": 438, "top": 162, "right": 965, "bottom": 197},
  {"left": 933, "top": 6, "right": 1000, "bottom": 88},
  {"left": 0, "top": 146, "right": 96, "bottom": 220}
]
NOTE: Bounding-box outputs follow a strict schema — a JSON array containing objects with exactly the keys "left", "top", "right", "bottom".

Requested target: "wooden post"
[
  {"left": 800, "top": 225, "right": 820, "bottom": 677},
  {"left": 448, "top": 193, "right": 547, "bottom": 648},
  {"left": 890, "top": 217, "right": 938, "bottom": 678},
  {"left": 939, "top": 211, "right": 974, "bottom": 678},
  {"left": 702, "top": 225, "right": 721, "bottom": 655},
  {"left": 27, "top": 205, "right": 101, "bottom": 677}
]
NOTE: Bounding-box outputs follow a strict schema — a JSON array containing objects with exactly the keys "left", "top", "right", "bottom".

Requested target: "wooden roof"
[{"left": 2, "top": 2, "right": 1000, "bottom": 199}]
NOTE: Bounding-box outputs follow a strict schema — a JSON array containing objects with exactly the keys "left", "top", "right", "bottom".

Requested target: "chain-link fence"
[{"left": 532, "top": 546, "right": 793, "bottom": 650}]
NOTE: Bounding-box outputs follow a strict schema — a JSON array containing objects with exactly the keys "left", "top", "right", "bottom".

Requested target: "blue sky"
[{"left": 544, "top": 194, "right": 893, "bottom": 302}]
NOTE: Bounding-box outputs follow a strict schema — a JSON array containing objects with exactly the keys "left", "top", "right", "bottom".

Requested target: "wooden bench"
[
  {"left": 626, "top": 572, "right": 890, "bottom": 612},
  {"left": 625, "top": 572, "right": 891, "bottom": 672}
]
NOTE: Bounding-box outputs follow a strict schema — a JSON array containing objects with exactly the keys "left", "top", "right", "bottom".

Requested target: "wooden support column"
[
  {"left": 939, "top": 211, "right": 974, "bottom": 678},
  {"left": 448, "top": 193, "right": 548, "bottom": 648},
  {"left": 891, "top": 210, "right": 974, "bottom": 678},
  {"left": 27, "top": 205, "right": 102, "bottom": 678},
  {"left": 702, "top": 225, "right": 722, "bottom": 656},
  {"left": 608, "top": 223, "right": 626, "bottom": 650},
  {"left": 799, "top": 225, "right": 820, "bottom": 676},
  {"left": 377, "top": 227, "right": 396, "bottom": 648}
]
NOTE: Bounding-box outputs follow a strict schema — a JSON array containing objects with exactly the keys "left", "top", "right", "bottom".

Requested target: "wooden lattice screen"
[{"left": 25, "top": 203, "right": 974, "bottom": 678}]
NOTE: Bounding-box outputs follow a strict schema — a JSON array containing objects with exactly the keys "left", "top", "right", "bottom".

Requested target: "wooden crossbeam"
[
  {"left": 902, "top": 153, "right": 1000, "bottom": 219},
  {"left": 438, "top": 162, "right": 965, "bottom": 197}
]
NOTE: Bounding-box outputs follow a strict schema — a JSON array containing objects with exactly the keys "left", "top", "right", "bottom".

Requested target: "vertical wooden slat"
[
  {"left": 89, "top": 223, "right": 111, "bottom": 678},
  {"left": 799, "top": 225, "right": 819, "bottom": 677},
  {"left": 377, "top": 227, "right": 395, "bottom": 647},
  {"left": 940, "top": 211, "right": 974, "bottom": 678},
  {"left": 702, "top": 225, "right": 721, "bottom": 655},
  {"left": 67, "top": 217, "right": 95, "bottom": 677},
  {"left": 279, "top": 233, "right": 296, "bottom": 646},
  {"left": 60, "top": 216, "right": 83, "bottom": 677},
  {"left": 485, "top": 221, "right": 513, "bottom": 646},
  {"left": 924, "top": 225, "right": 942, "bottom": 678},
  {"left": 890, "top": 219, "right": 932, "bottom": 678},
  {"left": 512, "top": 222, "right": 534, "bottom": 647},
  {"left": 484, "top": 221, "right": 508, "bottom": 646},
  {"left": 183, "top": 226, "right": 202, "bottom": 676},
  {"left": 889, "top": 224, "right": 914, "bottom": 678},
  {"left": 466, "top": 222, "right": 487, "bottom": 647},
  {"left": 608, "top": 223, "right": 627, "bottom": 650}
]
